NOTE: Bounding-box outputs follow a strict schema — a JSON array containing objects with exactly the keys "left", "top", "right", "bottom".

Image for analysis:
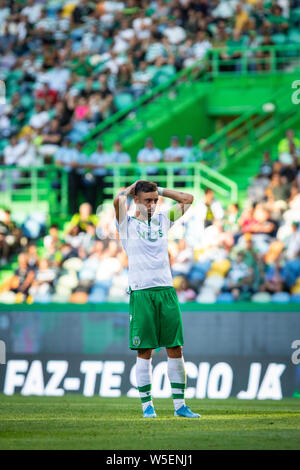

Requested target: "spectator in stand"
[
  {"left": 285, "top": 222, "right": 300, "bottom": 261},
  {"left": 163, "top": 135, "right": 186, "bottom": 186},
  {"left": 28, "top": 102, "right": 50, "bottom": 131},
  {"left": 54, "top": 99, "right": 75, "bottom": 135},
  {"left": 175, "top": 277, "right": 196, "bottom": 303},
  {"left": 181, "top": 135, "right": 199, "bottom": 162},
  {"left": 137, "top": 137, "right": 162, "bottom": 176},
  {"left": 54, "top": 137, "right": 80, "bottom": 214},
  {"left": 260, "top": 255, "right": 286, "bottom": 294},
  {"left": 26, "top": 243, "right": 39, "bottom": 270},
  {"left": 278, "top": 152, "right": 298, "bottom": 184},
  {"left": 6, "top": 253, "right": 35, "bottom": 298},
  {"left": 36, "top": 82, "right": 58, "bottom": 107},
  {"left": 0, "top": 209, "right": 22, "bottom": 265},
  {"left": 266, "top": 172, "right": 291, "bottom": 212},
  {"left": 222, "top": 29, "right": 247, "bottom": 72},
  {"left": 170, "top": 238, "right": 194, "bottom": 277},
  {"left": 282, "top": 185, "right": 300, "bottom": 224},
  {"left": 223, "top": 203, "right": 241, "bottom": 239},
  {"left": 66, "top": 202, "right": 98, "bottom": 235},
  {"left": 259, "top": 150, "right": 274, "bottom": 177},
  {"left": 190, "top": 30, "right": 212, "bottom": 63},
  {"left": 266, "top": 3, "right": 289, "bottom": 34},
  {"left": 131, "top": 60, "right": 152, "bottom": 99},
  {"left": 164, "top": 136, "right": 184, "bottom": 163},
  {"left": 7, "top": 93, "right": 27, "bottom": 131},
  {"left": 44, "top": 223, "right": 62, "bottom": 251},
  {"left": 211, "top": 0, "right": 237, "bottom": 21},
  {"left": 28, "top": 258, "right": 56, "bottom": 302},
  {"left": 72, "top": 141, "right": 97, "bottom": 209},
  {"left": 38, "top": 118, "right": 64, "bottom": 164},
  {"left": 72, "top": 0, "right": 94, "bottom": 25},
  {"left": 279, "top": 129, "right": 300, "bottom": 155},
  {"left": 87, "top": 140, "right": 112, "bottom": 210},
  {"left": 225, "top": 251, "right": 254, "bottom": 300},
  {"left": 163, "top": 16, "right": 187, "bottom": 45},
  {"left": 234, "top": 2, "right": 250, "bottom": 33},
  {"left": 248, "top": 171, "right": 270, "bottom": 204},
  {"left": 200, "top": 188, "right": 224, "bottom": 228},
  {"left": 4, "top": 134, "right": 27, "bottom": 166},
  {"left": 110, "top": 141, "right": 131, "bottom": 164}
]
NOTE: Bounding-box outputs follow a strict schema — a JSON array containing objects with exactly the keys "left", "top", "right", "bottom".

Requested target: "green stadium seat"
[
  {"left": 0, "top": 139, "right": 9, "bottom": 153},
  {"left": 290, "top": 7, "right": 300, "bottom": 25},
  {"left": 288, "top": 29, "right": 300, "bottom": 45},
  {"left": 114, "top": 93, "right": 134, "bottom": 111},
  {"left": 21, "top": 95, "right": 34, "bottom": 109},
  {"left": 271, "top": 34, "right": 287, "bottom": 45},
  {"left": 6, "top": 69, "right": 24, "bottom": 81}
]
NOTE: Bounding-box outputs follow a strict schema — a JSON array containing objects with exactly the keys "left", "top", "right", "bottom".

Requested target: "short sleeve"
[
  {"left": 160, "top": 210, "right": 175, "bottom": 230},
  {"left": 114, "top": 215, "right": 130, "bottom": 239}
]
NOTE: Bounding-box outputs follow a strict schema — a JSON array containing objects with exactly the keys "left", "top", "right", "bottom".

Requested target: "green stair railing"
[
  {"left": 199, "top": 85, "right": 300, "bottom": 171},
  {"left": 0, "top": 166, "right": 68, "bottom": 220},
  {"left": 82, "top": 45, "right": 300, "bottom": 155},
  {"left": 209, "top": 44, "right": 300, "bottom": 77}
]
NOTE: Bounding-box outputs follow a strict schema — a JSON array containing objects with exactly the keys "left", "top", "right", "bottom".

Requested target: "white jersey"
[{"left": 115, "top": 212, "right": 174, "bottom": 291}]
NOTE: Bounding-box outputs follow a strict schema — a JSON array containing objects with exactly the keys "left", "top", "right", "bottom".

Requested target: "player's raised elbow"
[{"left": 184, "top": 193, "right": 194, "bottom": 205}]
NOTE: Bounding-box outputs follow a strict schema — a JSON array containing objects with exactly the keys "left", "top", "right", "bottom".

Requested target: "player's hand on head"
[{"left": 130, "top": 180, "right": 143, "bottom": 195}]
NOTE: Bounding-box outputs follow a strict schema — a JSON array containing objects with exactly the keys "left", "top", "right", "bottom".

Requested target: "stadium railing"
[
  {"left": 0, "top": 162, "right": 237, "bottom": 221},
  {"left": 200, "top": 85, "right": 300, "bottom": 172},
  {"left": 0, "top": 166, "right": 68, "bottom": 221},
  {"left": 102, "top": 161, "right": 238, "bottom": 204},
  {"left": 209, "top": 44, "right": 300, "bottom": 77}
]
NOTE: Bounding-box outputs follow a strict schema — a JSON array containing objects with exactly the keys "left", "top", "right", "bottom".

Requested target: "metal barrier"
[
  {"left": 0, "top": 166, "right": 68, "bottom": 219},
  {"left": 200, "top": 85, "right": 300, "bottom": 170},
  {"left": 209, "top": 44, "right": 300, "bottom": 77},
  {"left": 103, "top": 162, "right": 238, "bottom": 203}
]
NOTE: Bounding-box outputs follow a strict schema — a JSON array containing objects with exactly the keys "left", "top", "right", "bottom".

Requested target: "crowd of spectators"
[
  {"left": 1, "top": 127, "right": 300, "bottom": 304},
  {"left": 1, "top": 0, "right": 300, "bottom": 169}
]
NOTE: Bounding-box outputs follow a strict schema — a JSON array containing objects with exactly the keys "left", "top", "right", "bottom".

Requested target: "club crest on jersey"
[{"left": 133, "top": 336, "right": 141, "bottom": 346}]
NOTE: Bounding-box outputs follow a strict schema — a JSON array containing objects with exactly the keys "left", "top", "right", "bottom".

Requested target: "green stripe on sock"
[
  {"left": 172, "top": 393, "right": 185, "bottom": 400},
  {"left": 171, "top": 382, "right": 186, "bottom": 390},
  {"left": 141, "top": 396, "right": 152, "bottom": 403},
  {"left": 138, "top": 384, "right": 152, "bottom": 393}
]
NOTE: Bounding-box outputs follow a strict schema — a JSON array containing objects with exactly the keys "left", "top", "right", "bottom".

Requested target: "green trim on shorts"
[{"left": 129, "top": 286, "right": 184, "bottom": 350}]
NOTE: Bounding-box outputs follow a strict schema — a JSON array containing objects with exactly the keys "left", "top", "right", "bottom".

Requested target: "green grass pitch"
[{"left": 0, "top": 395, "right": 300, "bottom": 450}]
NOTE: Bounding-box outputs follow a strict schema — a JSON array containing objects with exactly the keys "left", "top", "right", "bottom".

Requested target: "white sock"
[
  {"left": 136, "top": 357, "right": 154, "bottom": 412},
  {"left": 167, "top": 356, "right": 186, "bottom": 411}
]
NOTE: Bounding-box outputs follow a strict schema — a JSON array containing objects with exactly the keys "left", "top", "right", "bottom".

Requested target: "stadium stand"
[
  {"left": 0, "top": 126, "right": 300, "bottom": 304},
  {"left": 0, "top": 0, "right": 300, "bottom": 304}
]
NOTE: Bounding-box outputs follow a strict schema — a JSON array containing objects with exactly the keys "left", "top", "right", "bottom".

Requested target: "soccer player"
[{"left": 114, "top": 180, "right": 200, "bottom": 418}]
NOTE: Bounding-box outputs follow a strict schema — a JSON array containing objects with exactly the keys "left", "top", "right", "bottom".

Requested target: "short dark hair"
[
  {"left": 205, "top": 188, "right": 213, "bottom": 194},
  {"left": 135, "top": 180, "right": 158, "bottom": 195}
]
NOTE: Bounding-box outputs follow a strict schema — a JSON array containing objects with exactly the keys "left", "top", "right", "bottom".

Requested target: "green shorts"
[{"left": 129, "top": 286, "right": 184, "bottom": 350}]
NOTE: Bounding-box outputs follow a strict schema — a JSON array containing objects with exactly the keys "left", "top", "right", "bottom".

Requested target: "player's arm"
[
  {"left": 159, "top": 187, "right": 194, "bottom": 222},
  {"left": 113, "top": 180, "right": 141, "bottom": 223}
]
